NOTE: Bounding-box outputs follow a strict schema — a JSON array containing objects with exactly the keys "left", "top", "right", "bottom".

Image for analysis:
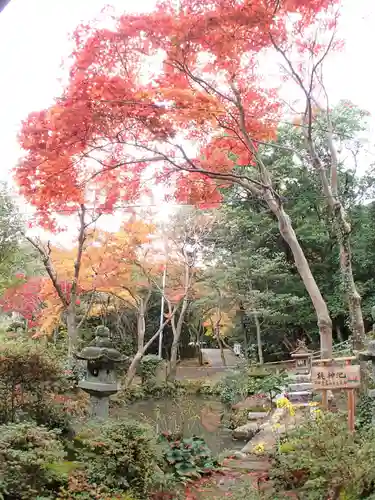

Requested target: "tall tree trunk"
[
  {"left": 168, "top": 296, "right": 189, "bottom": 381},
  {"left": 335, "top": 324, "right": 344, "bottom": 343},
  {"left": 338, "top": 228, "right": 364, "bottom": 350},
  {"left": 254, "top": 313, "right": 264, "bottom": 365},
  {"left": 307, "top": 127, "right": 365, "bottom": 351},
  {"left": 66, "top": 303, "right": 77, "bottom": 357},
  {"left": 267, "top": 199, "right": 333, "bottom": 358},
  {"left": 124, "top": 297, "right": 175, "bottom": 389},
  {"left": 167, "top": 246, "right": 192, "bottom": 381},
  {"left": 230, "top": 83, "right": 333, "bottom": 359},
  {"left": 124, "top": 352, "right": 143, "bottom": 389}
]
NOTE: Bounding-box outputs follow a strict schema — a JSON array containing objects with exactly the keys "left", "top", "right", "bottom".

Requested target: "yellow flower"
[
  {"left": 308, "top": 402, "right": 319, "bottom": 407},
  {"left": 253, "top": 443, "right": 265, "bottom": 454},
  {"left": 276, "top": 397, "right": 295, "bottom": 416},
  {"left": 272, "top": 423, "right": 281, "bottom": 432},
  {"left": 276, "top": 397, "right": 290, "bottom": 408}
]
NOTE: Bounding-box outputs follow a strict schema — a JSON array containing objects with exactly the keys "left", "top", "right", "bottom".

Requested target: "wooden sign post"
[{"left": 311, "top": 358, "right": 360, "bottom": 432}]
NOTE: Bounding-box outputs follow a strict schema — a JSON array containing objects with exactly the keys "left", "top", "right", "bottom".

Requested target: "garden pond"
[{"left": 117, "top": 395, "right": 246, "bottom": 454}]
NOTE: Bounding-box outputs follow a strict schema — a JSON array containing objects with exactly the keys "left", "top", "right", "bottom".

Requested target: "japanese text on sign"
[{"left": 311, "top": 364, "right": 360, "bottom": 390}]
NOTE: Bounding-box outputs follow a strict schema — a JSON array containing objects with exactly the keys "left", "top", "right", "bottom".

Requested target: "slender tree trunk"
[
  {"left": 169, "top": 339, "right": 179, "bottom": 380},
  {"left": 338, "top": 229, "right": 365, "bottom": 350},
  {"left": 168, "top": 297, "right": 189, "bottom": 381},
  {"left": 267, "top": 199, "right": 333, "bottom": 358},
  {"left": 197, "top": 326, "right": 203, "bottom": 365},
  {"left": 66, "top": 304, "right": 77, "bottom": 357},
  {"left": 124, "top": 352, "right": 143, "bottom": 389},
  {"left": 124, "top": 301, "right": 175, "bottom": 389},
  {"left": 335, "top": 325, "right": 344, "bottom": 343},
  {"left": 307, "top": 128, "right": 365, "bottom": 351},
  {"left": 254, "top": 313, "right": 264, "bottom": 365},
  {"left": 167, "top": 248, "right": 191, "bottom": 381},
  {"left": 230, "top": 84, "right": 333, "bottom": 359}
]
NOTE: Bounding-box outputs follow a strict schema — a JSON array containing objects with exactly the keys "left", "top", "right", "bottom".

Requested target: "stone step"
[
  {"left": 288, "top": 382, "right": 313, "bottom": 392},
  {"left": 224, "top": 458, "right": 271, "bottom": 472},
  {"left": 232, "top": 422, "right": 260, "bottom": 440},
  {"left": 293, "top": 402, "right": 312, "bottom": 408},
  {"left": 247, "top": 411, "right": 269, "bottom": 421},
  {"left": 286, "top": 391, "right": 312, "bottom": 403},
  {"left": 289, "top": 374, "right": 311, "bottom": 383}
]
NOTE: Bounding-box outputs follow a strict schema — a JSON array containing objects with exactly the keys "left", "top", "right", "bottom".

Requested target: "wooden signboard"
[
  {"left": 311, "top": 364, "right": 361, "bottom": 391},
  {"left": 311, "top": 360, "right": 360, "bottom": 432}
]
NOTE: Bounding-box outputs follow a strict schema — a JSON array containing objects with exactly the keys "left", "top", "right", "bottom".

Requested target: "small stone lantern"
[
  {"left": 359, "top": 340, "right": 375, "bottom": 393},
  {"left": 75, "top": 325, "right": 126, "bottom": 419},
  {"left": 291, "top": 340, "right": 312, "bottom": 375}
]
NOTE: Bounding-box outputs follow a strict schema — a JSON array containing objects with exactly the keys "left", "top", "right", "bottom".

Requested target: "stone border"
[{"left": 240, "top": 406, "right": 288, "bottom": 454}]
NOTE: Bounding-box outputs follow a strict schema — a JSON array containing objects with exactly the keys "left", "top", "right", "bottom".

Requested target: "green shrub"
[
  {"left": 249, "top": 372, "right": 288, "bottom": 404},
  {"left": 0, "top": 340, "right": 63, "bottom": 423},
  {"left": 0, "top": 422, "right": 67, "bottom": 499},
  {"left": 57, "top": 470, "right": 134, "bottom": 499},
  {"left": 139, "top": 355, "right": 163, "bottom": 385},
  {"left": 61, "top": 357, "right": 86, "bottom": 390},
  {"left": 216, "top": 368, "right": 288, "bottom": 407},
  {"left": 158, "top": 432, "right": 220, "bottom": 480},
  {"left": 26, "top": 398, "right": 75, "bottom": 438},
  {"left": 216, "top": 369, "right": 249, "bottom": 406},
  {"left": 356, "top": 393, "right": 375, "bottom": 430},
  {"left": 116, "top": 382, "right": 183, "bottom": 404},
  {"left": 227, "top": 408, "right": 249, "bottom": 429},
  {"left": 271, "top": 411, "right": 375, "bottom": 499},
  {"left": 75, "top": 419, "right": 159, "bottom": 498}
]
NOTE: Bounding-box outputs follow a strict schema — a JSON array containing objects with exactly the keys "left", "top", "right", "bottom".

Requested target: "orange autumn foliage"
[
  {"left": 15, "top": 0, "right": 339, "bottom": 227},
  {"left": 35, "top": 219, "right": 156, "bottom": 334}
]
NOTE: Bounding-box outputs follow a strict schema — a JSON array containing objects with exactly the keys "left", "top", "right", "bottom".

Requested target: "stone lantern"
[
  {"left": 75, "top": 325, "right": 126, "bottom": 419},
  {"left": 358, "top": 340, "right": 375, "bottom": 423},
  {"left": 291, "top": 340, "right": 312, "bottom": 375}
]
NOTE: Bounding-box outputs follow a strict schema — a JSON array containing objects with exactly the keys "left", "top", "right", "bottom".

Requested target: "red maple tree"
[
  {"left": 16, "top": 0, "right": 340, "bottom": 355},
  {"left": 0, "top": 276, "right": 43, "bottom": 328}
]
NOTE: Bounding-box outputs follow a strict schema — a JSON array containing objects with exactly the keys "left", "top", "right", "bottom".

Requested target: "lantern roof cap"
[
  {"left": 74, "top": 326, "right": 126, "bottom": 363},
  {"left": 358, "top": 339, "right": 375, "bottom": 361},
  {"left": 290, "top": 339, "right": 312, "bottom": 357}
]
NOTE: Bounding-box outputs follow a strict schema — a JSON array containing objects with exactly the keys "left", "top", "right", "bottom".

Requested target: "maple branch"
[
  {"left": 135, "top": 140, "right": 266, "bottom": 194},
  {"left": 230, "top": 82, "right": 283, "bottom": 203},
  {"left": 173, "top": 59, "right": 236, "bottom": 104},
  {"left": 85, "top": 156, "right": 165, "bottom": 183},
  {"left": 77, "top": 291, "right": 96, "bottom": 329},
  {"left": 25, "top": 236, "right": 68, "bottom": 308},
  {"left": 99, "top": 290, "right": 137, "bottom": 310},
  {"left": 70, "top": 205, "right": 87, "bottom": 303}
]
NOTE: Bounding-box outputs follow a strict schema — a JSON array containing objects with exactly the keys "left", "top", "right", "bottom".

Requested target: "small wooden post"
[
  {"left": 346, "top": 359, "right": 355, "bottom": 432},
  {"left": 321, "top": 359, "right": 330, "bottom": 409}
]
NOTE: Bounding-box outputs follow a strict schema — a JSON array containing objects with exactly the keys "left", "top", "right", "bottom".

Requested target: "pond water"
[{"left": 117, "top": 395, "right": 245, "bottom": 455}]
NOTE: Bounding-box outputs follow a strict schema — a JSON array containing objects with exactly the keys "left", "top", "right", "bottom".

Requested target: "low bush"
[
  {"left": 117, "top": 382, "right": 184, "bottom": 404},
  {"left": 216, "top": 367, "right": 288, "bottom": 407},
  {"left": 158, "top": 432, "right": 220, "bottom": 480},
  {"left": 0, "top": 422, "right": 68, "bottom": 499},
  {"left": 74, "top": 419, "right": 160, "bottom": 498},
  {"left": 356, "top": 392, "right": 375, "bottom": 430},
  {"left": 271, "top": 411, "right": 375, "bottom": 499},
  {"left": 61, "top": 357, "right": 86, "bottom": 391},
  {"left": 227, "top": 408, "right": 249, "bottom": 429},
  {"left": 57, "top": 470, "right": 134, "bottom": 499},
  {"left": 139, "top": 355, "right": 164, "bottom": 385},
  {"left": 0, "top": 341, "right": 63, "bottom": 423}
]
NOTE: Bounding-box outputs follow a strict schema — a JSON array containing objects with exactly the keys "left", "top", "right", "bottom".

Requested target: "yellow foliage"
[{"left": 36, "top": 219, "right": 156, "bottom": 334}]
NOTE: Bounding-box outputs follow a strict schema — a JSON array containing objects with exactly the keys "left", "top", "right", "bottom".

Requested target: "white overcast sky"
[{"left": 0, "top": 0, "right": 374, "bottom": 242}]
